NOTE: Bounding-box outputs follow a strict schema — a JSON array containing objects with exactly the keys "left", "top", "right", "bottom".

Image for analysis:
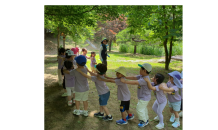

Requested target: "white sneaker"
[
  {"left": 155, "top": 123, "right": 164, "bottom": 129},
  {"left": 73, "top": 110, "right": 80, "bottom": 115},
  {"left": 62, "top": 93, "right": 67, "bottom": 97},
  {"left": 179, "top": 111, "right": 183, "bottom": 117},
  {"left": 68, "top": 100, "right": 72, "bottom": 106},
  {"left": 154, "top": 116, "right": 159, "bottom": 121},
  {"left": 82, "top": 111, "right": 89, "bottom": 117}
]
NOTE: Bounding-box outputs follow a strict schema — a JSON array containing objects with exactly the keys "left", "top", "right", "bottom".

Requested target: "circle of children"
[{"left": 56, "top": 39, "right": 183, "bottom": 129}]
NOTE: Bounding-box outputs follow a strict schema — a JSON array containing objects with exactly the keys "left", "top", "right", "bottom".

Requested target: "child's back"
[
  {"left": 136, "top": 75, "right": 151, "bottom": 101},
  {"left": 91, "top": 75, "right": 109, "bottom": 95},
  {"left": 115, "top": 78, "right": 130, "bottom": 101},
  {"left": 167, "top": 81, "right": 181, "bottom": 102},
  {"left": 71, "top": 67, "right": 89, "bottom": 92}
]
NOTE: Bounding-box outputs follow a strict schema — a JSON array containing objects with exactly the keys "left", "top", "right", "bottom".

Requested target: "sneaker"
[
  {"left": 94, "top": 112, "right": 104, "bottom": 118},
  {"left": 68, "top": 100, "right": 72, "bottom": 106},
  {"left": 116, "top": 119, "right": 127, "bottom": 125},
  {"left": 126, "top": 114, "right": 134, "bottom": 120},
  {"left": 155, "top": 123, "right": 164, "bottom": 129},
  {"left": 82, "top": 111, "right": 89, "bottom": 117},
  {"left": 138, "top": 120, "right": 146, "bottom": 127},
  {"left": 179, "top": 111, "right": 183, "bottom": 117},
  {"left": 154, "top": 116, "right": 159, "bottom": 121},
  {"left": 102, "top": 115, "right": 113, "bottom": 121},
  {"left": 172, "top": 121, "right": 180, "bottom": 128},
  {"left": 73, "top": 110, "right": 80, "bottom": 115},
  {"left": 61, "top": 93, "right": 67, "bottom": 97},
  {"left": 170, "top": 114, "right": 175, "bottom": 122}
]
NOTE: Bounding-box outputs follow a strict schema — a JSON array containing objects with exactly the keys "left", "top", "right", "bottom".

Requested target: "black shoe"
[
  {"left": 94, "top": 112, "right": 104, "bottom": 117},
  {"left": 102, "top": 115, "right": 113, "bottom": 121}
]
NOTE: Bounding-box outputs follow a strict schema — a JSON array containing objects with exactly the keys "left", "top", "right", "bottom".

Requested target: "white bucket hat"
[{"left": 115, "top": 67, "right": 126, "bottom": 77}]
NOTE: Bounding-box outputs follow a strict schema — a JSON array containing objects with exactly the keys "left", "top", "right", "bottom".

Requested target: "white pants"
[
  {"left": 136, "top": 99, "right": 149, "bottom": 122},
  {"left": 57, "top": 69, "right": 62, "bottom": 85},
  {"left": 66, "top": 87, "right": 75, "bottom": 96}
]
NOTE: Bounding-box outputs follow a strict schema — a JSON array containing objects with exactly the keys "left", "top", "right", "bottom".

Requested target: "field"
[{"left": 44, "top": 51, "right": 183, "bottom": 130}]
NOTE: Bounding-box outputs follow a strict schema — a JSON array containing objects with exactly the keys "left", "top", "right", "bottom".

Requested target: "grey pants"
[
  {"left": 102, "top": 60, "right": 107, "bottom": 66},
  {"left": 152, "top": 100, "right": 167, "bottom": 124}
]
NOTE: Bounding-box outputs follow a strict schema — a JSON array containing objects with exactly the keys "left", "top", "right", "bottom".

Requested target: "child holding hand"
[
  {"left": 97, "top": 67, "right": 134, "bottom": 125},
  {"left": 76, "top": 63, "right": 113, "bottom": 121}
]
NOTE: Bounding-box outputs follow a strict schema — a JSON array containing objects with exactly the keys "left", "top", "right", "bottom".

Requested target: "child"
[
  {"left": 63, "top": 60, "right": 75, "bottom": 106},
  {"left": 166, "top": 71, "right": 182, "bottom": 128},
  {"left": 76, "top": 63, "right": 113, "bottom": 121},
  {"left": 60, "top": 50, "right": 76, "bottom": 97},
  {"left": 143, "top": 73, "right": 176, "bottom": 129},
  {"left": 57, "top": 48, "right": 65, "bottom": 86},
  {"left": 120, "top": 63, "right": 152, "bottom": 127},
  {"left": 81, "top": 48, "right": 90, "bottom": 59},
  {"left": 97, "top": 67, "right": 134, "bottom": 125},
  {"left": 99, "top": 38, "right": 110, "bottom": 66},
  {"left": 63, "top": 55, "right": 89, "bottom": 116},
  {"left": 90, "top": 52, "right": 97, "bottom": 73},
  {"left": 179, "top": 71, "right": 183, "bottom": 117}
]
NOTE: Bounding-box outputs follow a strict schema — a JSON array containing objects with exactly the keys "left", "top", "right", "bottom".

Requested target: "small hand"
[
  {"left": 97, "top": 75, "right": 102, "bottom": 81},
  {"left": 120, "top": 78, "right": 125, "bottom": 82},
  {"left": 144, "top": 78, "right": 149, "bottom": 82},
  {"left": 76, "top": 68, "right": 82, "bottom": 72}
]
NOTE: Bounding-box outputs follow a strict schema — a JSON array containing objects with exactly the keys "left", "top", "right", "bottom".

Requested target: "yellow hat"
[{"left": 115, "top": 66, "right": 126, "bottom": 77}]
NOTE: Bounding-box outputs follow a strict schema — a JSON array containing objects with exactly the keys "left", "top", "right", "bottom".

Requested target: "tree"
[
  {"left": 116, "top": 28, "right": 151, "bottom": 54},
  {"left": 94, "top": 15, "right": 127, "bottom": 51},
  {"left": 125, "top": 5, "right": 182, "bottom": 70},
  {"left": 44, "top": 5, "right": 122, "bottom": 54}
]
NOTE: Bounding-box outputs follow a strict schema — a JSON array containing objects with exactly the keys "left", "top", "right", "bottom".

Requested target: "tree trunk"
[
  {"left": 109, "top": 40, "right": 112, "bottom": 52},
  {"left": 57, "top": 27, "right": 60, "bottom": 59},
  {"left": 63, "top": 35, "right": 66, "bottom": 49},
  {"left": 162, "top": 5, "right": 169, "bottom": 70},
  {"left": 134, "top": 45, "right": 137, "bottom": 54},
  {"left": 168, "top": 5, "right": 176, "bottom": 64}
]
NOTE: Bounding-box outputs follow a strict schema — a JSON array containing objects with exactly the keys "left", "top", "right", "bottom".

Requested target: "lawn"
[{"left": 44, "top": 51, "right": 183, "bottom": 130}]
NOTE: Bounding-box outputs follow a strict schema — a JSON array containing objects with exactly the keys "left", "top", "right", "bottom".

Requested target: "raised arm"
[
  {"left": 57, "top": 56, "right": 65, "bottom": 60},
  {"left": 86, "top": 67, "right": 97, "bottom": 76},
  {"left": 143, "top": 78, "right": 156, "bottom": 91},
  {"left": 159, "top": 83, "right": 174, "bottom": 92},
  {"left": 97, "top": 75, "right": 115, "bottom": 83},
  {"left": 125, "top": 76, "right": 138, "bottom": 80},
  {"left": 63, "top": 69, "right": 70, "bottom": 74},
  {"left": 104, "top": 75, "right": 116, "bottom": 80},
  {"left": 76, "top": 68, "right": 91, "bottom": 79},
  {"left": 120, "top": 78, "right": 139, "bottom": 85}
]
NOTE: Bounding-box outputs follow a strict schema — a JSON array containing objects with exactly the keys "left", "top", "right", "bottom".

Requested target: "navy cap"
[{"left": 75, "top": 55, "right": 87, "bottom": 66}]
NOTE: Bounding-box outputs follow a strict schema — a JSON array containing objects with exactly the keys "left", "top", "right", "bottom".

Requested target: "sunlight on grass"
[{"left": 89, "top": 110, "right": 98, "bottom": 117}]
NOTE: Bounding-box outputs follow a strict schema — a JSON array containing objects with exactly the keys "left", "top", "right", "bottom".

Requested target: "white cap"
[
  {"left": 138, "top": 63, "right": 152, "bottom": 72},
  {"left": 66, "top": 50, "right": 75, "bottom": 56}
]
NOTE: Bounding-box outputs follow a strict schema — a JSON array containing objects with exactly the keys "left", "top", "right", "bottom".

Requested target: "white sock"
[
  {"left": 108, "top": 114, "right": 111, "bottom": 117},
  {"left": 175, "top": 118, "right": 180, "bottom": 123},
  {"left": 101, "top": 112, "right": 104, "bottom": 114}
]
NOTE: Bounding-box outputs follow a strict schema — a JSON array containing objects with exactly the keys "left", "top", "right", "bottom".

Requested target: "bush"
[{"left": 118, "top": 42, "right": 182, "bottom": 56}]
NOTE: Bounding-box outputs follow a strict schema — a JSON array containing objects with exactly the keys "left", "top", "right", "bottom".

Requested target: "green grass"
[{"left": 44, "top": 52, "right": 183, "bottom": 130}]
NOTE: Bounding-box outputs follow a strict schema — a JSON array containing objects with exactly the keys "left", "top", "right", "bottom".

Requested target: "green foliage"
[{"left": 119, "top": 42, "right": 182, "bottom": 56}]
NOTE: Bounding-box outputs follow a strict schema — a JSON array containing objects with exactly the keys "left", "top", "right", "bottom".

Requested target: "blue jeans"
[{"left": 99, "top": 91, "right": 110, "bottom": 106}]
